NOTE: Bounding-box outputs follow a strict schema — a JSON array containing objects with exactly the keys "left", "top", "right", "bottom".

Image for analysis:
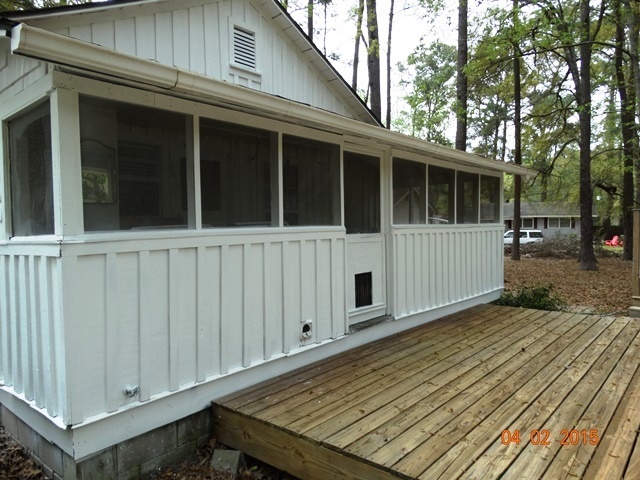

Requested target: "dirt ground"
[
  {"left": 1, "top": 255, "right": 634, "bottom": 479},
  {"left": 503, "top": 255, "right": 632, "bottom": 316}
]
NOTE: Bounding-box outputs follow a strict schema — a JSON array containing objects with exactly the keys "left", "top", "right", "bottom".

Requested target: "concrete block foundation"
[{"left": 0, "top": 404, "right": 212, "bottom": 479}]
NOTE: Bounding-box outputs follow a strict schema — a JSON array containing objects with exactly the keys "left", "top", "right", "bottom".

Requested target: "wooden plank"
[
  {"left": 386, "top": 315, "right": 621, "bottom": 477},
  {"left": 583, "top": 348, "right": 640, "bottom": 479},
  {"left": 464, "top": 318, "right": 631, "bottom": 478},
  {"left": 327, "top": 310, "right": 579, "bottom": 451},
  {"left": 214, "top": 406, "right": 401, "bottom": 480},
  {"left": 360, "top": 312, "right": 598, "bottom": 468},
  {"left": 430, "top": 317, "right": 633, "bottom": 480},
  {"left": 219, "top": 304, "right": 499, "bottom": 410},
  {"left": 249, "top": 306, "right": 536, "bottom": 421},
  {"left": 544, "top": 328, "right": 640, "bottom": 479},
  {"left": 624, "top": 425, "right": 640, "bottom": 478},
  {"left": 300, "top": 309, "right": 563, "bottom": 441}
]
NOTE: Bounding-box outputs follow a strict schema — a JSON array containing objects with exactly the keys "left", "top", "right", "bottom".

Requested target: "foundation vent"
[{"left": 355, "top": 272, "right": 373, "bottom": 308}]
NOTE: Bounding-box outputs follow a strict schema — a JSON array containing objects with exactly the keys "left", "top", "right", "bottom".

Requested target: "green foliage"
[
  {"left": 395, "top": 40, "right": 456, "bottom": 145},
  {"left": 496, "top": 285, "right": 567, "bottom": 311}
]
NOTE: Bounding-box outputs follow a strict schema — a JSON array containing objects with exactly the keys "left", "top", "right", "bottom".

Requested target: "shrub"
[{"left": 496, "top": 284, "right": 567, "bottom": 311}]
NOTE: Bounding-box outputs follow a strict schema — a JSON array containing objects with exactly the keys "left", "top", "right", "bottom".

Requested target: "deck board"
[{"left": 213, "top": 306, "right": 640, "bottom": 480}]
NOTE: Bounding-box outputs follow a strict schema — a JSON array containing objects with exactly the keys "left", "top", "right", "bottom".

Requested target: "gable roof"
[
  {"left": 1, "top": 0, "right": 381, "bottom": 126},
  {"left": 503, "top": 202, "right": 596, "bottom": 219}
]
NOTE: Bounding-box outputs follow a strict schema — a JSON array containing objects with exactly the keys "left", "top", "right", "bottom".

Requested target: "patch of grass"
[{"left": 496, "top": 284, "right": 567, "bottom": 311}]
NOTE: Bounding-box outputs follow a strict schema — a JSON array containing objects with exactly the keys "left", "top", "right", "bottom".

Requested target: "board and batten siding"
[
  {"left": 0, "top": 248, "right": 68, "bottom": 423},
  {"left": 60, "top": 230, "right": 346, "bottom": 424},
  {"left": 31, "top": 0, "right": 352, "bottom": 120},
  {"left": 392, "top": 225, "right": 504, "bottom": 317}
]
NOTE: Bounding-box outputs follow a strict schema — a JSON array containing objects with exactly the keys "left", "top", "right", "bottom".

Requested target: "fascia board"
[{"left": 11, "top": 23, "right": 532, "bottom": 177}]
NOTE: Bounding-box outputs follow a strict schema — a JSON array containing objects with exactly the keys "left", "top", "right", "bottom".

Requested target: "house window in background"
[
  {"left": 282, "top": 135, "right": 340, "bottom": 226},
  {"left": 456, "top": 171, "right": 479, "bottom": 224},
  {"left": 480, "top": 175, "right": 500, "bottom": 223},
  {"left": 428, "top": 165, "right": 455, "bottom": 224},
  {"left": 521, "top": 218, "right": 534, "bottom": 229},
  {"left": 548, "top": 217, "right": 571, "bottom": 228},
  {"left": 9, "top": 101, "right": 54, "bottom": 236},
  {"left": 79, "top": 96, "right": 187, "bottom": 231},
  {"left": 200, "top": 119, "right": 275, "bottom": 227},
  {"left": 393, "top": 158, "right": 426, "bottom": 224}
]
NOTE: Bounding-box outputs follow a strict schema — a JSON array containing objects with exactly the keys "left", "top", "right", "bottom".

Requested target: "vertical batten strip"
[
  {"left": 220, "top": 244, "right": 230, "bottom": 374},
  {"left": 242, "top": 243, "right": 250, "bottom": 367},
  {"left": 17, "top": 255, "right": 27, "bottom": 395},
  {"left": 28, "top": 255, "right": 40, "bottom": 402},
  {"left": 105, "top": 253, "right": 119, "bottom": 412},
  {"left": 263, "top": 242, "right": 270, "bottom": 360},
  {"left": 315, "top": 239, "right": 321, "bottom": 344},
  {"left": 38, "top": 257, "right": 52, "bottom": 410},
  {"left": 282, "top": 241, "right": 292, "bottom": 353},
  {"left": 212, "top": 246, "right": 221, "bottom": 376},
  {"left": 138, "top": 250, "right": 151, "bottom": 401},
  {"left": 195, "top": 246, "right": 207, "bottom": 382},
  {"left": 168, "top": 249, "right": 180, "bottom": 391},
  {"left": 0, "top": 255, "right": 8, "bottom": 385}
]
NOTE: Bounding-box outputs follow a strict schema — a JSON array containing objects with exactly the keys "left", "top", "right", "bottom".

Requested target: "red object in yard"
[{"left": 605, "top": 235, "right": 622, "bottom": 246}]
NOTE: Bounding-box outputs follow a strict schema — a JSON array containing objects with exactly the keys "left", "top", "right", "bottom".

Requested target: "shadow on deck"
[{"left": 212, "top": 304, "right": 640, "bottom": 479}]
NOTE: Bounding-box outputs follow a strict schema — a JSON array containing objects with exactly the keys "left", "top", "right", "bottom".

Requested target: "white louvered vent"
[{"left": 233, "top": 26, "right": 256, "bottom": 70}]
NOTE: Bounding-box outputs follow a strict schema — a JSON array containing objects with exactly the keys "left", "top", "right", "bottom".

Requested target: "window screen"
[
  {"left": 344, "top": 152, "right": 380, "bottom": 234},
  {"left": 200, "top": 119, "right": 274, "bottom": 227},
  {"left": 393, "top": 158, "right": 426, "bottom": 224},
  {"left": 428, "top": 165, "right": 454, "bottom": 224},
  {"left": 9, "top": 101, "right": 54, "bottom": 236},
  {"left": 282, "top": 135, "right": 340, "bottom": 226},
  {"left": 480, "top": 175, "right": 500, "bottom": 223},
  {"left": 80, "top": 96, "right": 188, "bottom": 231},
  {"left": 456, "top": 171, "right": 479, "bottom": 224}
]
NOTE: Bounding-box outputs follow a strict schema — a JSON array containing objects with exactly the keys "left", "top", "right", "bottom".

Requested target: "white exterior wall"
[
  {"left": 27, "top": 0, "right": 354, "bottom": 119},
  {"left": 0, "top": 246, "right": 68, "bottom": 423},
  {"left": 60, "top": 230, "right": 346, "bottom": 425},
  {"left": 393, "top": 225, "right": 504, "bottom": 317},
  {"left": 0, "top": 45, "right": 47, "bottom": 100}
]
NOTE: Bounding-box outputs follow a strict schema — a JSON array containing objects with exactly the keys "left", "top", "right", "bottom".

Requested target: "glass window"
[
  {"left": 456, "top": 171, "right": 479, "bottom": 224},
  {"left": 80, "top": 97, "right": 188, "bottom": 231},
  {"left": 200, "top": 119, "right": 274, "bottom": 227},
  {"left": 480, "top": 175, "right": 500, "bottom": 223},
  {"left": 9, "top": 101, "right": 54, "bottom": 236},
  {"left": 522, "top": 218, "right": 534, "bottom": 229},
  {"left": 344, "top": 152, "right": 380, "bottom": 234},
  {"left": 560, "top": 217, "right": 571, "bottom": 228},
  {"left": 282, "top": 135, "right": 340, "bottom": 226},
  {"left": 428, "top": 165, "right": 454, "bottom": 224},
  {"left": 393, "top": 158, "right": 426, "bottom": 224}
]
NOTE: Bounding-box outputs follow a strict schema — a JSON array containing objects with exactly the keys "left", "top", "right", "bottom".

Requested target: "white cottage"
[{"left": 0, "top": 0, "right": 528, "bottom": 477}]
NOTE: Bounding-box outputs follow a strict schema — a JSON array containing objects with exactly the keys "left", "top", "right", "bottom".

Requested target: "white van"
[{"left": 503, "top": 230, "right": 544, "bottom": 245}]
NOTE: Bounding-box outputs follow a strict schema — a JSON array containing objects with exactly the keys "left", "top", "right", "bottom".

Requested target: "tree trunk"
[
  {"left": 512, "top": 0, "right": 522, "bottom": 261},
  {"left": 577, "top": 0, "right": 597, "bottom": 270},
  {"left": 307, "top": 0, "right": 313, "bottom": 40},
  {"left": 352, "top": 0, "right": 365, "bottom": 90},
  {"left": 366, "top": 0, "right": 382, "bottom": 121},
  {"left": 385, "top": 0, "right": 395, "bottom": 128},
  {"left": 615, "top": 0, "right": 636, "bottom": 261},
  {"left": 455, "top": 0, "right": 468, "bottom": 151}
]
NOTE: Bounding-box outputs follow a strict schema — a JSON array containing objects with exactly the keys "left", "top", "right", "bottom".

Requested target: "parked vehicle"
[{"left": 503, "top": 230, "right": 544, "bottom": 245}]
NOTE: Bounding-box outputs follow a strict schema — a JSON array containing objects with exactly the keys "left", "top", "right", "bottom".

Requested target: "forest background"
[{"left": 2, "top": 0, "right": 640, "bottom": 270}]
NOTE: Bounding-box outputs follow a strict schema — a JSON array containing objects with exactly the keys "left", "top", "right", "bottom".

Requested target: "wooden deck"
[{"left": 213, "top": 305, "right": 640, "bottom": 479}]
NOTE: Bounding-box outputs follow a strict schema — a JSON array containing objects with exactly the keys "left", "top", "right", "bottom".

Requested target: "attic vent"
[{"left": 233, "top": 26, "right": 256, "bottom": 70}]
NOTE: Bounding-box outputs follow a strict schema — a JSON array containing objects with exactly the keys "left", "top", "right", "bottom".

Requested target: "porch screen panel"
[
  {"left": 282, "top": 135, "right": 340, "bottom": 226},
  {"left": 456, "top": 171, "right": 479, "bottom": 224},
  {"left": 428, "top": 165, "right": 454, "bottom": 225},
  {"left": 393, "top": 158, "right": 426, "bottom": 224},
  {"left": 9, "top": 101, "right": 54, "bottom": 236},
  {"left": 480, "top": 175, "right": 500, "bottom": 223},
  {"left": 199, "top": 119, "right": 273, "bottom": 227},
  {"left": 79, "top": 96, "right": 187, "bottom": 231},
  {"left": 344, "top": 152, "right": 380, "bottom": 234}
]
